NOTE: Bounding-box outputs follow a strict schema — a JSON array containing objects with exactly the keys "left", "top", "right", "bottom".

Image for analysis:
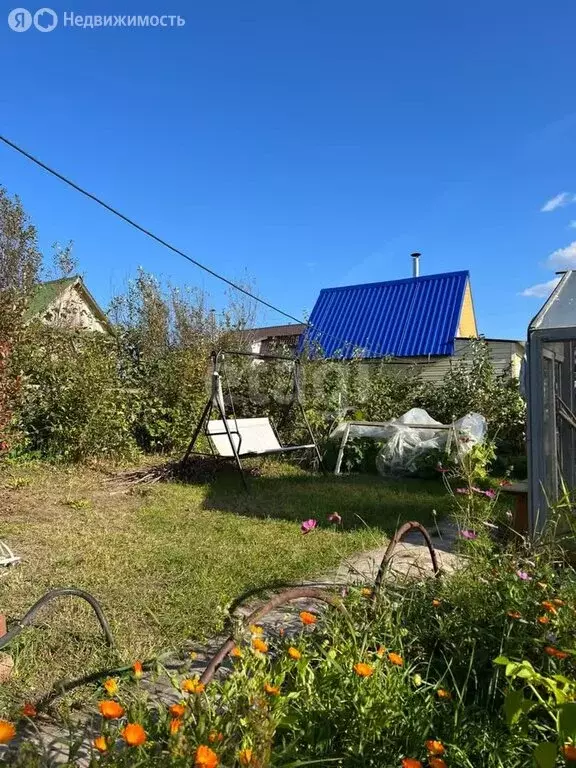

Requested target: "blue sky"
[{"left": 2, "top": 0, "right": 576, "bottom": 339}]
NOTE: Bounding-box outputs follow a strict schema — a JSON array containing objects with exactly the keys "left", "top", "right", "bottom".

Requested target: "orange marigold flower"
[
  {"left": 437, "top": 688, "right": 452, "bottom": 700},
  {"left": 541, "top": 600, "right": 558, "bottom": 614},
  {"left": 401, "top": 759, "right": 423, "bottom": 768},
  {"left": 0, "top": 721, "right": 15, "bottom": 744},
  {"left": 21, "top": 703, "right": 36, "bottom": 718},
  {"left": 182, "top": 678, "right": 205, "bottom": 694},
  {"left": 432, "top": 599, "right": 441, "bottom": 608},
  {"left": 545, "top": 646, "right": 569, "bottom": 659},
  {"left": 249, "top": 624, "right": 263, "bottom": 635},
  {"left": 300, "top": 611, "right": 317, "bottom": 626},
  {"left": 361, "top": 587, "right": 373, "bottom": 597},
  {"left": 230, "top": 645, "right": 243, "bottom": 658},
  {"left": 239, "top": 747, "right": 253, "bottom": 765},
  {"left": 264, "top": 682, "right": 280, "bottom": 696},
  {"left": 169, "top": 718, "right": 182, "bottom": 735},
  {"left": 133, "top": 660, "right": 143, "bottom": 679},
  {"left": 537, "top": 615, "right": 550, "bottom": 625},
  {"left": 562, "top": 744, "right": 576, "bottom": 760},
  {"left": 208, "top": 731, "right": 223, "bottom": 743},
  {"left": 388, "top": 652, "right": 404, "bottom": 666},
  {"left": 103, "top": 678, "right": 118, "bottom": 696},
  {"left": 425, "top": 740, "right": 445, "bottom": 756},
  {"left": 353, "top": 662, "right": 374, "bottom": 677},
  {"left": 507, "top": 610, "right": 521, "bottom": 619},
  {"left": 121, "top": 723, "right": 147, "bottom": 747},
  {"left": 194, "top": 744, "right": 219, "bottom": 768},
  {"left": 98, "top": 700, "right": 125, "bottom": 719},
  {"left": 287, "top": 647, "right": 302, "bottom": 660},
  {"left": 376, "top": 646, "right": 386, "bottom": 658},
  {"left": 252, "top": 638, "right": 269, "bottom": 654},
  {"left": 429, "top": 759, "right": 448, "bottom": 768},
  {"left": 93, "top": 735, "right": 107, "bottom": 753},
  {"left": 170, "top": 703, "right": 186, "bottom": 718}
]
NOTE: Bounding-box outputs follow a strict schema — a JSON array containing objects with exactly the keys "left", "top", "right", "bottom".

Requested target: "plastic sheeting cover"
[{"left": 330, "top": 408, "right": 486, "bottom": 476}]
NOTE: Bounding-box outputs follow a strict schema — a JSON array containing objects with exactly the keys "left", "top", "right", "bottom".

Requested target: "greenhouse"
[{"left": 527, "top": 270, "right": 576, "bottom": 530}]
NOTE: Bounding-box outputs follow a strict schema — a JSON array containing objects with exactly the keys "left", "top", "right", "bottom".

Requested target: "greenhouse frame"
[{"left": 527, "top": 270, "right": 576, "bottom": 531}]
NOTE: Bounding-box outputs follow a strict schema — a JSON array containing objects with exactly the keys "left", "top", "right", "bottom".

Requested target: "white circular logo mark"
[
  {"left": 8, "top": 8, "right": 32, "bottom": 31},
  {"left": 33, "top": 7, "right": 57, "bottom": 31}
]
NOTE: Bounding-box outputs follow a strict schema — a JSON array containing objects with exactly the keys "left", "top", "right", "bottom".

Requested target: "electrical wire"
[
  {"left": 0, "top": 134, "right": 477, "bottom": 364},
  {"left": 0, "top": 134, "right": 306, "bottom": 325}
]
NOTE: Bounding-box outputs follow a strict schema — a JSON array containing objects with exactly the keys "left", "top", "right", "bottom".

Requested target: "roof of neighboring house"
[
  {"left": 26, "top": 275, "right": 113, "bottom": 332},
  {"left": 26, "top": 276, "right": 77, "bottom": 319},
  {"left": 301, "top": 271, "right": 471, "bottom": 358},
  {"left": 234, "top": 323, "right": 307, "bottom": 343}
]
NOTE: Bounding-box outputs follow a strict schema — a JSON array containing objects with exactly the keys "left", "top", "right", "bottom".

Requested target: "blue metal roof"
[{"left": 300, "top": 271, "right": 470, "bottom": 358}]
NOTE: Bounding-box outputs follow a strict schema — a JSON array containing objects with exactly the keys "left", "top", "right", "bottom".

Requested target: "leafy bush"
[
  {"left": 420, "top": 340, "right": 526, "bottom": 458},
  {"left": 12, "top": 325, "right": 137, "bottom": 461}
]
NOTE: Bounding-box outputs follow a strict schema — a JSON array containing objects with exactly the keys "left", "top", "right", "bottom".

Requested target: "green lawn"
[{"left": 0, "top": 460, "right": 451, "bottom": 711}]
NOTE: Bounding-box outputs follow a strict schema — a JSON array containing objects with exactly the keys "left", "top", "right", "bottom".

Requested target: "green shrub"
[{"left": 12, "top": 325, "right": 137, "bottom": 461}]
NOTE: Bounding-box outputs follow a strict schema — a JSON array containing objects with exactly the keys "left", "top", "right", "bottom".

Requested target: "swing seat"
[{"left": 206, "top": 417, "right": 314, "bottom": 457}]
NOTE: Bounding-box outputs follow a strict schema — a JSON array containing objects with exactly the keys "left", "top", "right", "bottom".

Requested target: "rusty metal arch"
[{"left": 372, "top": 520, "right": 440, "bottom": 603}]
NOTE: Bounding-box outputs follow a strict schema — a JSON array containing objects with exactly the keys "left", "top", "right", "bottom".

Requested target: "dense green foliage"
[
  {"left": 6, "top": 316, "right": 525, "bottom": 465},
  {"left": 0, "top": 185, "right": 525, "bottom": 465},
  {"left": 228, "top": 339, "right": 525, "bottom": 474}
]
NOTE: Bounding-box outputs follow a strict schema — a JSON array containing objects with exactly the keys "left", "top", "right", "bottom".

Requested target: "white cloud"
[
  {"left": 547, "top": 240, "right": 576, "bottom": 268},
  {"left": 569, "top": 220, "right": 576, "bottom": 229},
  {"left": 521, "top": 277, "right": 561, "bottom": 298},
  {"left": 540, "top": 192, "right": 575, "bottom": 212}
]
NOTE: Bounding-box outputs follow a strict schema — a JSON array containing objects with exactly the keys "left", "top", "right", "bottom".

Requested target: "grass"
[{"left": 0, "top": 459, "right": 451, "bottom": 713}]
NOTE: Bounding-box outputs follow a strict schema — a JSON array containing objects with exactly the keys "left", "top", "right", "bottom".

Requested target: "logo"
[
  {"left": 33, "top": 7, "right": 57, "bottom": 30},
  {"left": 8, "top": 8, "right": 32, "bottom": 31},
  {"left": 7, "top": 7, "right": 58, "bottom": 31}
]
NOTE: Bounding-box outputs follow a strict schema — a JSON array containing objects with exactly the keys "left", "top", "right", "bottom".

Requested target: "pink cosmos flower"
[
  {"left": 301, "top": 519, "right": 318, "bottom": 534},
  {"left": 327, "top": 513, "right": 342, "bottom": 524},
  {"left": 460, "top": 529, "right": 478, "bottom": 540},
  {"left": 516, "top": 570, "right": 531, "bottom": 581},
  {"left": 484, "top": 489, "right": 496, "bottom": 500}
]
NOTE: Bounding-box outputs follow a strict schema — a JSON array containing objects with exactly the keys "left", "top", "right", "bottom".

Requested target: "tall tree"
[
  {"left": 0, "top": 186, "right": 42, "bottom": 452},
  {"left": 0, "top": 186, "right": 41, "bottom": 299}
]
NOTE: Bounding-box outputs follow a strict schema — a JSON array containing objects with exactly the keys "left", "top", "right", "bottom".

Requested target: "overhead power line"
[
  {"left": 0, "top": 134, "right": 306, "bottom": 325},
  {"left": 0, "top": 134, "right": 449, "bottom": 362}
]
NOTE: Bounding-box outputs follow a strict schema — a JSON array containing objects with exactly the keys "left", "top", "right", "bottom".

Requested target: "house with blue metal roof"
[
  {"left": 243, "top": 263, "right": 524, "bottom": 380},
  {"left": 302, "top": 270, "right": 477, "bottom": 359}
]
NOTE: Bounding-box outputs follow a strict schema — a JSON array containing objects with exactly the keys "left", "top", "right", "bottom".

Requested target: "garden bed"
[{"left": 8, "top": 510, "right": 576, "bottom": 768}]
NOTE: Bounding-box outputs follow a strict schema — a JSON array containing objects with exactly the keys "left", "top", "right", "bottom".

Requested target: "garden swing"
[{"left": 181, "top": 350, "right": 324, "bottom": 489}]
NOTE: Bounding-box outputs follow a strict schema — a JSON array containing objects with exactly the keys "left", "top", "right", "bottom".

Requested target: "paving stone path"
[{"left": 5, "top": 523, "right": 460, "bottom": 766}]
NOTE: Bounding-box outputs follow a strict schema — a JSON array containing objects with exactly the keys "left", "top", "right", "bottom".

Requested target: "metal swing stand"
[{"left": 180, "top": 350, "right": 324, "bottom": 490}]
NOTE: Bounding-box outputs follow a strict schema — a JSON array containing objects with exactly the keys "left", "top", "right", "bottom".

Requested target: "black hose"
[{"left": 0, "top": 588, "right": 114, "bottom": 651}]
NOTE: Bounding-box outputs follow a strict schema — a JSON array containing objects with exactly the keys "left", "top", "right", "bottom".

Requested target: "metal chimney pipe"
[{"left": 411, "top": 252, "right": 421, "bottom": 278}]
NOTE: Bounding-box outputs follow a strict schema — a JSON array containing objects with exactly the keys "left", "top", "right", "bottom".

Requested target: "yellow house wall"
[{"left": 456, "top": 281, "right": 478, "bottom": 337}]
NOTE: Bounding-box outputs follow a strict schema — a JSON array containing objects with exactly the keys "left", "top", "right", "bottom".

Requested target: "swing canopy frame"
[{"left": 181, "top": 350, "right": 323, "bottom": 488}]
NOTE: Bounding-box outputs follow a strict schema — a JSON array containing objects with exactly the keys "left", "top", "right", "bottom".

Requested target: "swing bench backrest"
[{"left": 207, "top": 417, "right": 283, "bottom": 457}]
